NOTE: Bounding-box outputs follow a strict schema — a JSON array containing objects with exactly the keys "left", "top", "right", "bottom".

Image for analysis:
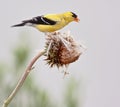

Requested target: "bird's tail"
[{"left": 11, "top": 22, "right": 26, "bottom": 27}]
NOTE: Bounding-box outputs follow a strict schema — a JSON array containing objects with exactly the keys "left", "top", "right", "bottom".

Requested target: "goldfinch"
[{"left": 12, "top": 11, "right": 80, "bottom": 32}]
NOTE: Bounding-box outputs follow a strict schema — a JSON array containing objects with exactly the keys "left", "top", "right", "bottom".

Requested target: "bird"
[{"left": 12, "top": 11, "right": 80, "bottom": 32}]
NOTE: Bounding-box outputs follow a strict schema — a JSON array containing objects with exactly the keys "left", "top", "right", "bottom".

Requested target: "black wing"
[
  {"left": 23, "top": 16, "right": 57, "bottom": 25},
  {"left": 12, "top": 16, "right": 57, "bottom": 27}
]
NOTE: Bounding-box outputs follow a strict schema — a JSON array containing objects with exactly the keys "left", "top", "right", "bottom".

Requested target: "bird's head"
[{"left": 63, "top": 11, "right": 80, "bottom": 23}]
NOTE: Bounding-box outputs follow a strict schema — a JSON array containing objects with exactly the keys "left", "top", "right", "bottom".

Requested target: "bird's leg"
[{"left": 44, "top": 32, "right": 57, "bottom": 36}]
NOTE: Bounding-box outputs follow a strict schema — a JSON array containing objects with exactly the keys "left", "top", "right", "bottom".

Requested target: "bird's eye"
[{"left": 71, "top": 12, "right": 77, "bottom": 18}]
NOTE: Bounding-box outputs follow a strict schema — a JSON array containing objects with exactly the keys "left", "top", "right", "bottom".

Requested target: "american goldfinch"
[{"left": 12, "top": 11, "right": 80, "bottom": 32}]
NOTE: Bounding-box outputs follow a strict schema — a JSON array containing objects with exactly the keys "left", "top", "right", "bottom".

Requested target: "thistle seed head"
[{"left": 44, "top": 32, "right": 85, "bottom": 68}]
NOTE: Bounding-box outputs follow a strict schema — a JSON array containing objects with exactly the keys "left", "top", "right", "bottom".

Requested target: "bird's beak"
[{"left": 74, "top": 17, "right": 80, "bottom": 22}]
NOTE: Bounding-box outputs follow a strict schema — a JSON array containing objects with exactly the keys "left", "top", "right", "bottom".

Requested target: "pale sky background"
[{"left": 0, "top": 0, "right": 120, "bottom": 107}]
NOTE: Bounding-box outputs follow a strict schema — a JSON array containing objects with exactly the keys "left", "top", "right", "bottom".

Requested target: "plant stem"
[{"left": 2, "top": 49, "right": 46, "bottom": 107}]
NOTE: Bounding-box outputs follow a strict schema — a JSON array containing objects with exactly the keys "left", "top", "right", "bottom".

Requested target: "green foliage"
[
  {"left": 13, "top": 35, "right": 31, "bottom": 69},
  {"left": 64, "top": 78, "right": 80, "bottom": 107},
  {"left": 13, "top": 44, "right": 30, "bottom": 69},
  {"left": 0, "top": 64, "right": 5, "bottom": 81}
]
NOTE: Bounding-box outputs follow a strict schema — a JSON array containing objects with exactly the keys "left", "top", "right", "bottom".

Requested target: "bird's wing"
[{"left": 23, "top": 16, "right": 57, "bottom": 25}]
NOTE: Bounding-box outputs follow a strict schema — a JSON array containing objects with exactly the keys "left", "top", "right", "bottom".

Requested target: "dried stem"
[{"left": 2, "top": 49, "right": 46, "bottom": 107}]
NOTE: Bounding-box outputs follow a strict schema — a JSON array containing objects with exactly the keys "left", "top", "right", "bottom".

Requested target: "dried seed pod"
[{"left": 44, "top": 32, "right": 85, "bottom": 68}]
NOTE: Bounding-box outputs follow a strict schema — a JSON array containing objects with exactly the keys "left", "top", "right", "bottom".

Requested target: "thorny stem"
[{"left": 2, "top": 49, "right": 46, "bottom": 107}]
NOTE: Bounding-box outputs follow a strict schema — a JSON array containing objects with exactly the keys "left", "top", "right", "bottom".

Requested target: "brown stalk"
[{"left": 2, "top": 50, "right": 46, "bottom": 107}]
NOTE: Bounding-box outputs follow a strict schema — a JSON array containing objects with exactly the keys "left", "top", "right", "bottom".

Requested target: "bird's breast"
[{"left": 35, "top": 19, "right": 68, "bottom": 32}]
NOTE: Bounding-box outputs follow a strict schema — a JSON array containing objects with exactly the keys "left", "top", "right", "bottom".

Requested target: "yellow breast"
[{"left": 35, "top": 18, "right": 69, "bottom": 32}]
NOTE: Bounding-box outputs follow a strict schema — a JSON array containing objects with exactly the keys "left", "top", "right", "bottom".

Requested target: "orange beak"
[{"left": 74, "top": 17, "right": 80, "bottom": 22}]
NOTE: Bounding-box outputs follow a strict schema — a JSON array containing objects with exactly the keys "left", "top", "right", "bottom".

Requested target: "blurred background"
[{"left": 0, "top": 0, "right": 120, "bottom": 107}]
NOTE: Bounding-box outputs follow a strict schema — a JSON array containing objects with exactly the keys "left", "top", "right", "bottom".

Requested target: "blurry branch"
[{"left": 2, "top": 50, "right": 46, "bottom": 107}]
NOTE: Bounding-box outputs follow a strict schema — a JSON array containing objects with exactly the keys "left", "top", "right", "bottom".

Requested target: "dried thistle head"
[{"left": 44, "top": 31, "right": 86, "bottom": 68}]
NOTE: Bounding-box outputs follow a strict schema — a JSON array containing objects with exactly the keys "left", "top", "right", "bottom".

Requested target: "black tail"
[{"left": 11, "top": 22, "right": 26, "bottom": 27}]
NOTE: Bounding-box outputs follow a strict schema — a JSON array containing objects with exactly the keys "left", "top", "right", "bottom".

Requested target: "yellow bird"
[{"left": 12, "top": 11, "right": 80, "bottom": 32}]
